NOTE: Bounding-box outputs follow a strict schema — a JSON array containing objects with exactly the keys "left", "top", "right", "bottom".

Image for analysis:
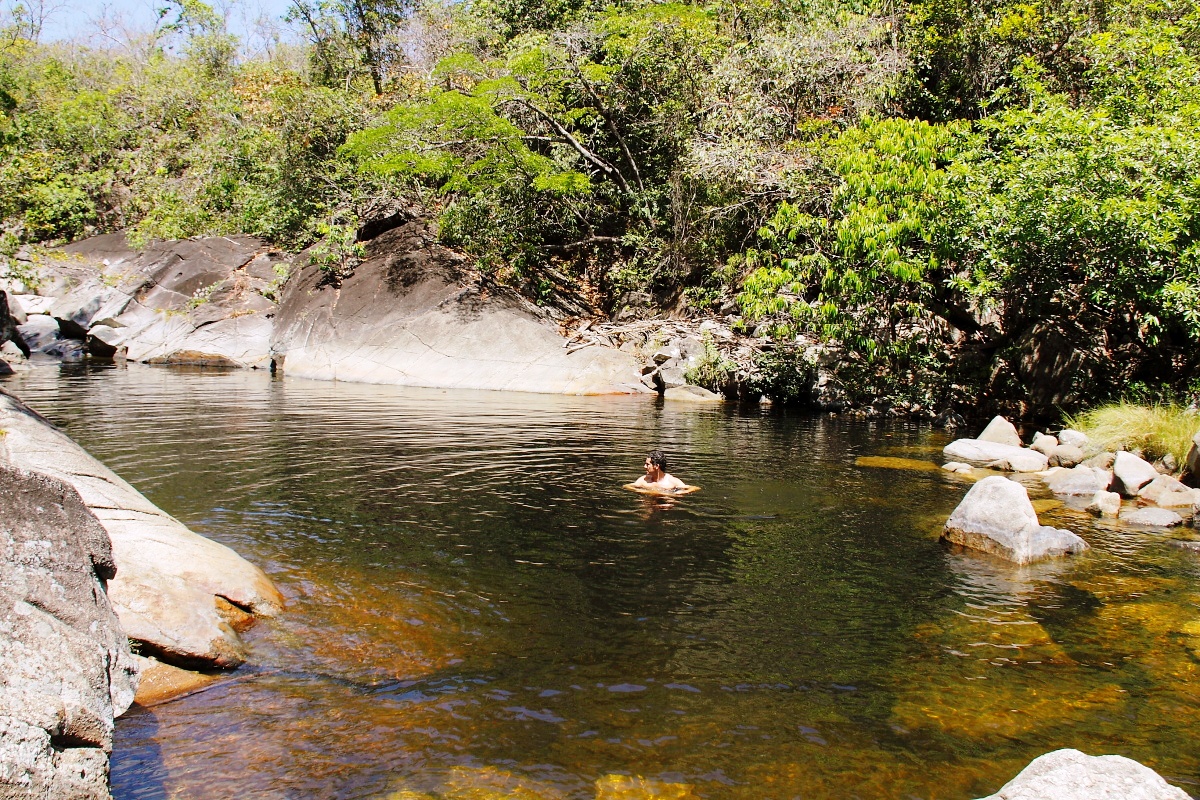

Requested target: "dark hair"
[{"left": 647, "top": 450, "right": 667, "bottom": 470}]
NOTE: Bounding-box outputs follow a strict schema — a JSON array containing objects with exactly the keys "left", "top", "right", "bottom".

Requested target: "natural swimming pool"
[{"left": 7, "top": 363, "right": 1200, "bottom": 799}]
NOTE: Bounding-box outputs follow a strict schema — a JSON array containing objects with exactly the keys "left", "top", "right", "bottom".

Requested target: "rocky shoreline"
[{"left": 0, "top": 387, "right": 282, "bottom": 798}]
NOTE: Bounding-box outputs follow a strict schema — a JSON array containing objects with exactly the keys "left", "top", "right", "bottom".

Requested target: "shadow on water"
[{"left": 5, "top": 362, "right": 1200, "bottom": 798}]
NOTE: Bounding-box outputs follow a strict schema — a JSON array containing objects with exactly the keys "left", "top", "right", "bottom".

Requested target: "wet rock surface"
[
  {"left": 0, "top": 387, "right": 283, "bottom": 669},
  {"left": 0, "top": 465, "right": 138, "bottom": 800}
]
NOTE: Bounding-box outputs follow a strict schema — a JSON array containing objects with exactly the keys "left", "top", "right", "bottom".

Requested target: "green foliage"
[
  {"left": 683, "top": 334, "right": 737, "bottom": 391},
  {"left": 307, "top": 216, "right": 366, "bottom": 285}
]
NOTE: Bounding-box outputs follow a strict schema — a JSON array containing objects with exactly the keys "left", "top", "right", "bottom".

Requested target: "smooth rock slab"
[
  {"left": 1121, "top": 507, "right": 1184, "bottom": 528},
  {"left": 942, "top": 476, "right": 1089, "bottom": 564},
  {"left": 975, "top": 748, "right": 1189, "bottom": 800},
  {"left": 0, "top": 388, "right": 283, "bottom": 669},
  {"left": 943, "top": 440, "right": 1049, "bottom": 473}
]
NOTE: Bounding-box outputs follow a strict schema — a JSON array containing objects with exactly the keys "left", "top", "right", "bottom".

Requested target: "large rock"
[
  {"left": 1043, "top": 465, "right": 1112, "bottom": 496},
  {"left": 271, "top": 221, "right": 647, "bottom": 395},
  {"left": 0, "top": 388, "right": 283, "bottom": 669},
  {"left": 1086, "top": 490, "right": 1122, "bottom": 518},
  {"left": 16, "top": 314, "right": 61, "bottom": 353},
  {"left": 0, "top": 465, "right": 139, "bottom": 800},
  {"left": 942, "top": 476, "right": 1089, "bottom": 564},
  {"left": 1030, "top": 432, "right": 1058, "bottom": 456},
  {"left": 977, "top": 416, "right": 1023, "bottom": 447},
  {"left": 23, "top": 234, "right": 282, "bottom": 369},
  {"left": 1138, "top": 474, "right": 1191, "bottom": 505},
  {"left": 1113, "top": 451, "right": 1162, "bottom": 496},
  {"left": 1, "top": 290, "right": 30, "bottom": 357},
  {"left": 943, "top": 440, "right": 1049, "bottom": 473},
  {"left": 1058, "top": 429, "right": 1089, "bottom": 449},
  {"left": 976, "top": 748, "right": 1189, "bottom": 800}
]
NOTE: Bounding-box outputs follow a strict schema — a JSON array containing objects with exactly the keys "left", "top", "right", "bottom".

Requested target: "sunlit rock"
[
  {"left": 943, "top": 440, "right": 1048, "bottom": 472},
  {"left": 664, "top": 385, "right": 722, "bottom": 402},
  {"left": 130, "top": 654, "right": 218, "bottom": 707},
  {"left": 942, "top": 476, "right": 1089, "bottom": 564},
  {"left": 1031, "top": 432, "right": 1058, "bottom": 455},
  {"left": 977, "top": 416, "right": 1023, "bottom": 447},
  {"left": 943, "top": 461, "right": 975, "bottom": 474},
  {"left": 1058, "top": 429, "right": 1090, "bottom": 449},
  {"left": 0, "top": 388, "right": 283, "bottom": 670},
  {"left": 1043, "top": 465, "right": 1112, "bottom": 496},
  {"left": 975, "top": 748, "right": 1190, "bottom": 800},
  {"left": 1086, "top": 490, "right": 1122, "bottom": 518},
  {"left": 1048, "top": 444, "right": 1085, "bottom": 468},
  {"left": 1113, "top": 451, "right": 1160, "bottom": 496}
]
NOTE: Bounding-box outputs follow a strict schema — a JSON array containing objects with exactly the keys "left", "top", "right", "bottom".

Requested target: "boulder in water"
[
  {"left": 1113, "top": 451, "right": 1161, "bottom": 496},
  {"left": 943, "top": 440, "right": 1049, "bottom": 472},
  {"left": 1044, "top": 465, "right": 1113, "bottom": 496},
  {"left": 1086, "top": 490, "right": 1122, "bottom": 518},
  {"left": 974, "top": 748, "right": 1189, "bottom": 800},
  {"left": 1120, "top": 507, "right": 1184, "bottom": 528},
  {"left": 0, "top": 388, "right": 283, "bottom": 669},
  {"left": 942, "top": 476, "right": 1089, "bottom": 564}
]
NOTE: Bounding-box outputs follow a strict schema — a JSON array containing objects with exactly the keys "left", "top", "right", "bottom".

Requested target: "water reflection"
[{"left": 4, "top": 362, "right": 1200, "bottom": 799}]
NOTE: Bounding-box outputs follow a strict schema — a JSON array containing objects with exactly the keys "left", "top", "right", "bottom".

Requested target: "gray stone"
[
  {"left": 942, "top": 461, "right": 974, "bottom": 474},
  {"left": 657, "top": 364, "right": 687, "bottom": 390},
  {"left": 1030, "top": 432, "right": 1058, "bottom": 456},
  {"left": 1113, "top": 451, "right": 1161, "bottom": 496},
  {"left": 943, "top": 440, "right": 1049, "bottom": 473},
  {"left": 0, "top": 466, "right": 139, "bottom": 800},
  {"left": 942, "top": 476, "right": 1089, "bottom": 564},
  {"left": 0, "top": 388, "right": 284, "bottom": 669},
  {"left": 652, "top": 346, "right": 681, "bottom": 365},
  {"left": 1086, "top": 490, "right": 1122, "bottom": 518},
  {"left": 1120, "top": 507, "right": 1184, "bottom": 528},
  {"left": 664, "top": 385, "right": 722, "bottom": 402},
  {"left": 977, "top": 416, "right": 1023, "bottom": 447},
  {"left": 3, "top": 290, "right": 26, "bottom": 327},
  {"left": 1048, "top": 444, "right": 1085, "bottom": 468},
  {"left": 12, "top": 295, "right": 54, "bottom": 316},
  {"left": 1057, "top": 429, "right": 1089, "bottom": 448},
  {"left": 1083, "top": 451, "right": 1116, "bottom": 470},
  {"left": 42, "top": 338, "right": 86, "bottom": 361},
  {"left": 1186, "top": 432, "right": 1200, "bottom": 480},
  {"left": 975, "top": 748, "right": 1189, "bottom": 800},
  {"left": 0, "top": 359, "right": 11, "bottom": 376},
  {"left": 16, "top": 315, "right": 60, "bottom": 352},
  {"left": 1044, "top": 465, "right": 1112, "bottom": 496},
  {"left": 271, "top": 223, "right": 646, "bottom": 394}
]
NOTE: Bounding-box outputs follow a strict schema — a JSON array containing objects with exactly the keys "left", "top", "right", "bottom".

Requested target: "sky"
[{"left": 12, "top": 0, "right": 299, "bottom": 46}]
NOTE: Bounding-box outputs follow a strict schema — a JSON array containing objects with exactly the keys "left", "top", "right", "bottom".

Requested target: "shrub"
[{"left": 1065, "top": 403, "right": 1200, "bottom": 465}]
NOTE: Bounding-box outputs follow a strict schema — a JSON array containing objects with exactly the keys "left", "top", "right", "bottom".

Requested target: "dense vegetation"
[{"left": 2, "top": 0, "right": 1198, "bottom": 416}]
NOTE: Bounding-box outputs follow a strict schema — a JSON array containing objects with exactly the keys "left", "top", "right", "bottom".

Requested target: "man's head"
[{"left": 646, "top": 450, "right": 668, "bottom": 472}]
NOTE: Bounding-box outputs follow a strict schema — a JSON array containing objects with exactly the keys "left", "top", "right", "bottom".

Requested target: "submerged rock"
[
  {"left": 975, "top": 748, "right": 1189, "bottom": 800},
  {"left": 942, "top": 476, "right": 1089, "bottom": 564},
  {"left": 0, "top": 465, "right": 139, "bottom": 800},
  {"left": 663, "top": 385, "right": 722, "bottom": 402},
  {"left": 0, "top": 388, "right": 283, "bottom": 669},
  {"left": 943, "top": 440, "right": 1048, "bottom": 473},
  {"left": 1120, "top": 507, "right": 1184, "bottom": 528}
]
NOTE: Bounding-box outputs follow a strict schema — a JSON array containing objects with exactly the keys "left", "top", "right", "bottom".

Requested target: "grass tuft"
[{"left": 1065, "top": 402, "right": 1200, "bottom": 465}]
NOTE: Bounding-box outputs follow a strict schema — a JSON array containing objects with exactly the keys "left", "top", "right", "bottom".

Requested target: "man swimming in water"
[{"left": 633, "top": 450, "right": 689, "bottom": 492}]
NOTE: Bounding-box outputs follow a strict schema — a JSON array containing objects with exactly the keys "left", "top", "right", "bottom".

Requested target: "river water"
[{"left": 5, "top": 363, "right": 1200, "bottom": 799}]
